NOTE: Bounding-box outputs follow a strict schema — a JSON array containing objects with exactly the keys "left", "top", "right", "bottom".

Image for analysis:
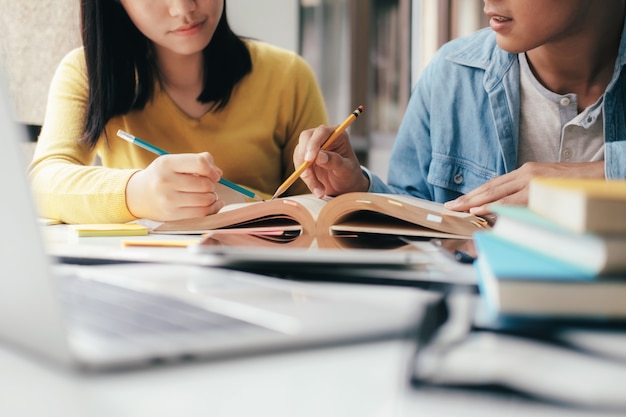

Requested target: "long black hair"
[{"left": 80, "top": 0, "right": 252, "bottom": 148}]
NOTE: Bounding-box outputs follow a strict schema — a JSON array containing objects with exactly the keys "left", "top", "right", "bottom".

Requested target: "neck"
[
  {"left": 526, "top": 6, "right": 624, "bottom": 108},
  {"left": 154, "top": 48, "right": 212, "bottom": 118},
  {"left": 155, "top": 48, "right": 204, "bottom": 91}
]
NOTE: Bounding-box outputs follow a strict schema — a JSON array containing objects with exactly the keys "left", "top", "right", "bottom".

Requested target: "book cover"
[
  {"left": 528, "top": 178, "right": 626, "bottom": 234},
  {"left": 474, "top": 231, "right": 626, "bottom": 320},
  {"left": 150, "top": 192, "right": 490, "bottom": 248},
  {"left": 490, "top": 205, "right": 626, "bottom": 274}
]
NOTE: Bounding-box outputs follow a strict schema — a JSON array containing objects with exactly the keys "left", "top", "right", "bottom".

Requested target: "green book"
[{"left": 490, "top": 205, "right": 626, "bottom": 275}]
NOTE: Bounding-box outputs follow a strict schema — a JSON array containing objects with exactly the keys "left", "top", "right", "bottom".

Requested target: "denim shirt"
[{"left": 368, "top": 26, "right": 626, "bottom": 203}]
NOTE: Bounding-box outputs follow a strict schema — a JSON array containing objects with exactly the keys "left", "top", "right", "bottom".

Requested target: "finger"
[
  {"left": 445, "top": 176, "right": 514, "bottom": 211},
  {"left": 148, "top": 190, "right": 224, "bottom": 221},
  {"left": 170, "top": 173, "right": 219, "bottom": 193},
  {"left": 173, "top": 190, "right": 221, "bottom": 210},
  {"left": 191, "top": 152, "right": 224, "bottom": 182},
  {"left": 465, "top": 185, "right": 528, "bottom": 216},
  {"left": 300, "top": 167, "right": 326, "bottom": 198},
  {"left": 468, "top": 193, "right": 520, "bottom": 217},
  {"left": 490, "top": 187, "right": 530, "bottom": 207},
  {"left": 164, "top": 153, "right": 222, "bottom": 181},
  {"left": 304, "top": 125, "right": 339, "bottom": 162},
  {"left": 314, "top": 150, "right": 330, "bottom": 166},
  {"left": 468, "top": 204, "right": 493, "bottom": 217},
  {"left": 323, "top": 150, "right": 357, "bottom": 173},
  {"left": 295, "top": 129, "right": 314, "bottom": 166},
  {"left": 172, "top": 199, "right": 225, "bottom": 220}
]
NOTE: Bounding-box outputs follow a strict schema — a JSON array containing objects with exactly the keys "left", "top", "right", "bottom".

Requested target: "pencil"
[
  {"left": 270, "top": 105, "right": 365, "bottom": 200},
  {"left": 116, "top": 130, "right": 263, "bottom": 201}
]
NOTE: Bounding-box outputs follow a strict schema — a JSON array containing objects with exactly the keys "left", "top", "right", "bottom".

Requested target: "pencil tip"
[
  {"left": 269, "top": 192, "right": 281, "bottom": 201},
  {"left": 269, "top": 190, "right": 282, "bottom": 201}
]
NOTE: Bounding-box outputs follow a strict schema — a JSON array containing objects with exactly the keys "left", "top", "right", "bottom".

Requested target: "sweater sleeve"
[{"left": 27, "top": 48, "right": 139, "bottom": 224}]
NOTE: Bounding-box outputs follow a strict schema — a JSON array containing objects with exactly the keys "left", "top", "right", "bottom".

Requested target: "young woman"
[
  {"left": 29, "top": 0, "right": 328, "bottom": 223},
  {"left": 294, "top": 0, "right": 626, "bottom": 216}
]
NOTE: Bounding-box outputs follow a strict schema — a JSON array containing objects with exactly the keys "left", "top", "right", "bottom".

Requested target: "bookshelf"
[
  {"left": 300, "top": 0, "right": 411, "bottom": 166},
  {"left": 300, "top": 0, "right": 487, "bottom": 179}
]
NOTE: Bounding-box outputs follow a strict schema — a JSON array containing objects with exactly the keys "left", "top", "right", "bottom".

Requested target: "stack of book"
[{"left": 473, "top": 178, "right": 626, "bottom": 321}]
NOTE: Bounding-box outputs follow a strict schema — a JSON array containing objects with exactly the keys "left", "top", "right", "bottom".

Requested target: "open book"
[{"left": 149, "top": 193, "right": 490, "bottom": 248}]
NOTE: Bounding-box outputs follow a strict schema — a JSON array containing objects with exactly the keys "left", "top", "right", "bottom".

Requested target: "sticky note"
[{"left": 68, "top": 223, "right": 149, "bottom": 237}]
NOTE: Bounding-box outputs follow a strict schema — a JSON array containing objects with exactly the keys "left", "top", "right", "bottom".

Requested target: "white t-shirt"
[{"left": 517, "top": 52, "right": 605, "bottom": 167}]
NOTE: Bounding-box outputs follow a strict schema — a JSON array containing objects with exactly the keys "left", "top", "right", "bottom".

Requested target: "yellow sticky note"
[
  {"left": 121, "top": 239, "right": 199, "bottom": 247},
  {"left": 68, "top": 223, "right": 149, "bottom": 237}
]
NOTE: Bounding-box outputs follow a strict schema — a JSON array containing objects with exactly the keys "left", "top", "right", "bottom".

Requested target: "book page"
[
  {"left": 152, "top": 194, "right": 329, "bottom": 239},
  {"left": 219, "top": 194, "right": 329, "bottom": 215},
  {"left": 317, "top": 192, "right": 489, "bottom": 238},
  {"left": 375, "top": 194, "right": 478, "bottom": 218}
]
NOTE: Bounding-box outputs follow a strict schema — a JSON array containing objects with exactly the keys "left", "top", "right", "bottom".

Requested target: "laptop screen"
[{"left": 0, "top": 75, "right": 74, "bottom": 365}]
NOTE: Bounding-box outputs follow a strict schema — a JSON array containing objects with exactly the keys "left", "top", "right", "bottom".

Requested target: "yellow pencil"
[{"left": 271, "top": 105, "right": 365, "bottom": 200}]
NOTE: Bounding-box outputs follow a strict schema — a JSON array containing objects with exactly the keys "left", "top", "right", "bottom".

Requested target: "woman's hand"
[
  {"left": 294, "top": 125, "right": 369, "bottom": 198},
  {"left": 444, "top": 161, "right": 605, "bottom": 216},
  {"left": 125, "top": 152, "right": 225, "bottom": 221}
]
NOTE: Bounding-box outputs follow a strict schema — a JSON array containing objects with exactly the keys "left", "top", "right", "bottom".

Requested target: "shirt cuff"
[{"left": 360, "top": 166, "right": 391, "bottom": 193}]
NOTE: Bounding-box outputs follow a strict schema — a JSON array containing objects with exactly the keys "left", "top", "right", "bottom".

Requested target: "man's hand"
[
  {"left": 294, "top": 125, "right": 369, "bottom": 198},
  {"left": 444, "top": 161, "right": 605, "bottom": 216}
]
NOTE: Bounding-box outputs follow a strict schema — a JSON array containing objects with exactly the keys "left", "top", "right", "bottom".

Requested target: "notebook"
[{"left": 0, "top": 76, "right": 434, "bottom": 372}]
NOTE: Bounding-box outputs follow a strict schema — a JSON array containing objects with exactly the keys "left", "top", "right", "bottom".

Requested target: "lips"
[
  {"left": 174, "top": 21, "right": 203, "bottom": 32},
  {"left": 171, "top": 16, "right": 208, "bottom": 34},
  {"left": 484, "top": 8, "right": 513, "bottom": 32},
  {"left": 484, "top": 9, "right": 512, "bottom": 21}
]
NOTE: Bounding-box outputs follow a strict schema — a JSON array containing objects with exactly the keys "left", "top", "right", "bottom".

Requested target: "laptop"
[{"left": 0, "top": 77, "right": 436, "bottom": 372}]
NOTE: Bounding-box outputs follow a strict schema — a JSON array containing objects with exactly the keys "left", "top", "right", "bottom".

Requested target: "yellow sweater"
[{"left": 29, "top": 41, "right": 328, "bottom": 223}]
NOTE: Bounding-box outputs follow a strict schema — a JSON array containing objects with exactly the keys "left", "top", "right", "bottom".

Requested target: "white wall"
[
  {"left": 0, "top": 0, "right": 81, "bottom": 125},
  {"left": 228, "top": 0, "right": 299, "bottom": 52}
]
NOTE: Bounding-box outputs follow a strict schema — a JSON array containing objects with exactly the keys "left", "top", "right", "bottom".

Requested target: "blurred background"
[{"left": 0, "top": 0, "right": 488, "bottom": 180}]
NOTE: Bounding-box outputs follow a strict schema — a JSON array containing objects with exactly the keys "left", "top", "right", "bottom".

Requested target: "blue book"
[{"left": 474, "top": 231, "right": 626, "bottom": 320}]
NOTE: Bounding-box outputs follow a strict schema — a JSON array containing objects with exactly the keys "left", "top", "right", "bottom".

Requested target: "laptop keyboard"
[{"left": 58, "top": 276, "right": 266, "bottom": 340}]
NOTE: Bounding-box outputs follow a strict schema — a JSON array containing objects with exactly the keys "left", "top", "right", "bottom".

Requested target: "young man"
[{"left": 294, "top": 0, "right": 626, "bottom": 216}]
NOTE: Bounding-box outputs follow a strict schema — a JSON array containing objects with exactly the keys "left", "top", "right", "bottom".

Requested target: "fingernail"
[
  {"left": 304, "top": 150, "right": 316, "bottom": 161},
  {"left": 313, "top": 188, "right": 324, "bottom": 198},
  {"left": 444, "top": 200, "right": 458, "bottom": 208},
  {"left": 316, "top": 151, "right": 328, "bottom": 164}
]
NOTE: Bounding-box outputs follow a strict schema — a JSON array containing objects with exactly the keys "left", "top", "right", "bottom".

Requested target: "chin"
[
  {"left": 170, "top": 41, "right": 211, "bottom": 56},
  {"left": 495, "top": 37, "right": 527, "bottom": 54}
]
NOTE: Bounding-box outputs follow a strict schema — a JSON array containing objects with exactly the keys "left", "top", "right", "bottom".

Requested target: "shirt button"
[
  {"left": 562, "top": 148, "right": 572, "bottom": 159},
  {"left": 453, "top": 173, "right": 464, "bottom": 184},
  {"left": 560, "top": 97, "right": 571, "bottom": 106}
]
